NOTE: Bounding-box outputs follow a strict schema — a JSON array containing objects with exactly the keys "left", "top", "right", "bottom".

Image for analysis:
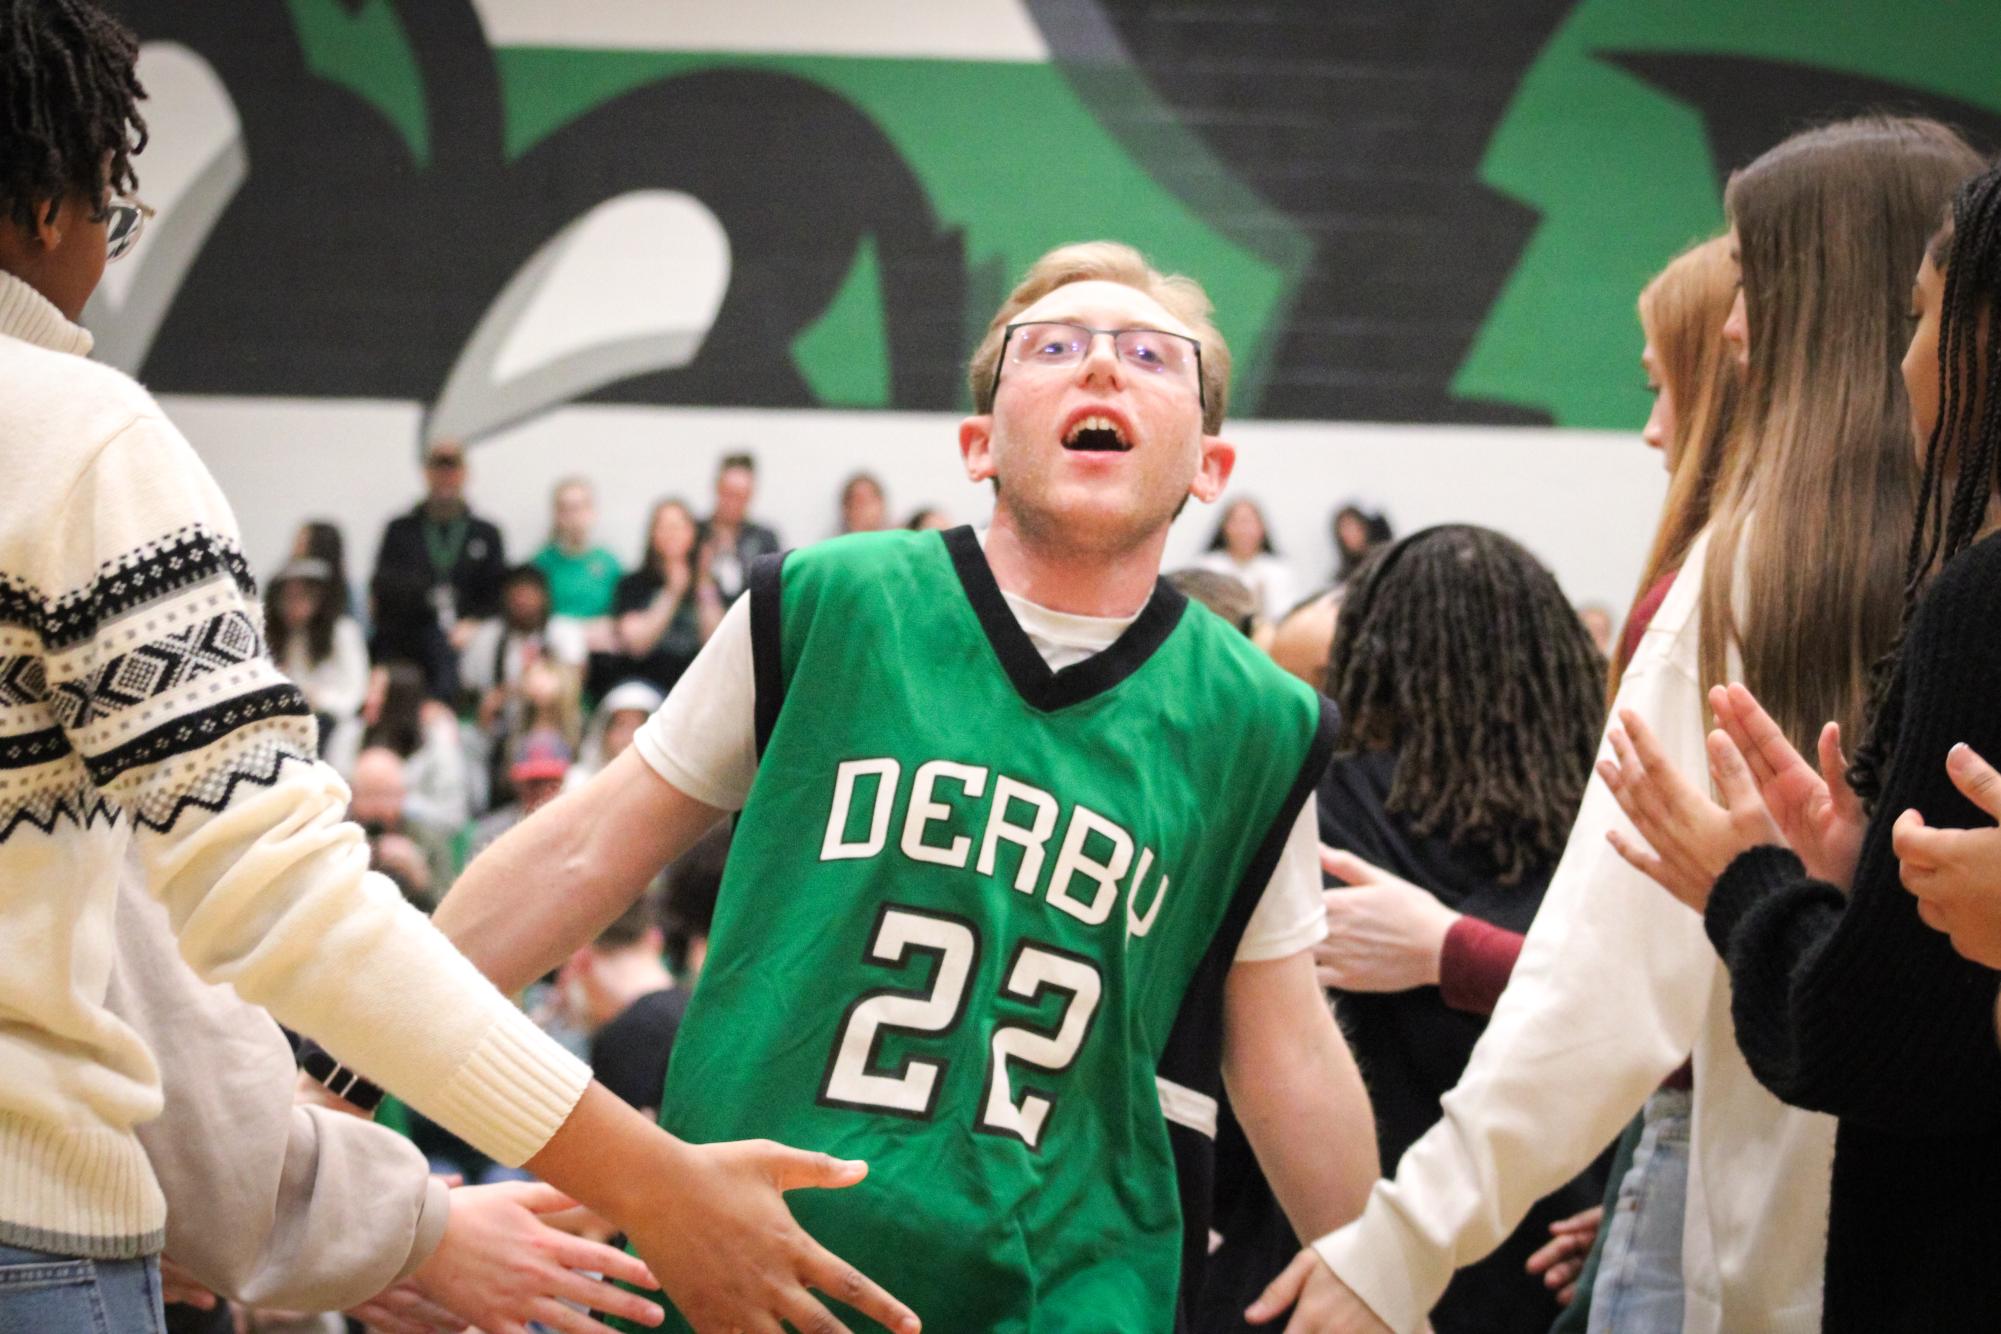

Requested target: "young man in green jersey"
[{"left": 432, "top": 242, "right": 1389, "bottom": 1332}]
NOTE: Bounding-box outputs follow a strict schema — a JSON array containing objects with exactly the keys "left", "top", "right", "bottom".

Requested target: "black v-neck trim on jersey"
[{"left": 941, "top": 525, "right": 1188, "bottom": 713}]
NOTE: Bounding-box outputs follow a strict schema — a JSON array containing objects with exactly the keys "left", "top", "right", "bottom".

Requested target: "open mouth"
[{"left": 1062, "top": 414, "right": 1132, "bottom": 453}]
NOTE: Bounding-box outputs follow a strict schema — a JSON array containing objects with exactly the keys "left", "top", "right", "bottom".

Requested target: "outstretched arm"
[{"left": 432, "top": 747, "right": 724, "bottom": 994}]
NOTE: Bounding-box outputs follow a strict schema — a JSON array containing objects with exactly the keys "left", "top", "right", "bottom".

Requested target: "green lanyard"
[{"left": 423, "top": 514, "right": 470, "bottom": 579}]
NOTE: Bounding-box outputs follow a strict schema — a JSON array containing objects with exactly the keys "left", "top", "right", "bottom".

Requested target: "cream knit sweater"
[{"left": 0, "top": 271, "right": 589, "bottom": 1259}]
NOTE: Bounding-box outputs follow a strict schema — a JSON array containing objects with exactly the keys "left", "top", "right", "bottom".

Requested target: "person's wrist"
[{"left": 1423, "top": 909, "right": 1461, "bottom": 987}]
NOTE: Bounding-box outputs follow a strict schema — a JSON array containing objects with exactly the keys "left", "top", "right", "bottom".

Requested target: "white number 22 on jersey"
[{"left": 819, "top": 906, "right": 1103, "bottom": 1149}]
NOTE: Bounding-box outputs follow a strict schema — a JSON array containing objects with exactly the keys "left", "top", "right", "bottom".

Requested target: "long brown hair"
[
  {"left": 1608, "top": 235, "right": 1745, "bottom": 700},
  {"left": 1698, "top": 116, "right": 1982, "bottom": 754}
]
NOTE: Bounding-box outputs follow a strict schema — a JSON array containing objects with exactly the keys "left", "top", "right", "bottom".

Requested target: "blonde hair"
[
  {"left": 967, "top": 241, "right": 1232, "bottom": 433},
  {"left": 1607, "top": 234, "right": 1744, "bottom": 700}
]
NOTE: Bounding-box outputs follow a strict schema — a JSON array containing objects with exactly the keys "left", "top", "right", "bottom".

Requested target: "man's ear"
[
  {"left": 32, "top": 197, "right": 68, "bottom": 251},
  {"left": 1188, "top": 434, "right": 1237, "bottom": 504},
  {"left": 959, "top": 414, "right": 998, "bottom": 484}
]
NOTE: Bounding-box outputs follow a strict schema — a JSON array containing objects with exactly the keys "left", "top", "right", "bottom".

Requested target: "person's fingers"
[
  {"left": 773, "top": 1281, "right": 866, "bottom": 1334},
  {"left": 1557, "top": 1280, "right": 1580, "bottom": 1307},
  {"left": 1244, "top": 1247, "right": 1314, "bottom": 1324},
  {"left": 547, "top": 1231, "right": 657, "bottom": 1291},
  {"left": 544, "top": 1261, "right": 665, "bottom": 1325},
  {"left": 1550, "top": 1206, "right": 1602, "bottom": 1234},
  {"left": 368, "top": 1286, "right": 465, "bottom": 1331},
  {"left": 531, "top": 1294, "right": 649, "bottom": 1334},
  {"left": 1916, "top": 895, "right": 1954, "bottom": 934},
  {"left": 1315, "top": 965, "right": 1345, "bottom": 990},
  {"left": 1707, "top": 730, "right": 1762, "bottom": 812},
  {"left": 1817, "top": 724, "right": 1861, "bottom": 818},
  {"left": 798, "top": 1237, "right": 921, "bottom": 1334},
  {"left": 756, "top": 1143, "right": 870, "bottom": 1194},
  {"left": 1607, "top": 827, "right": 1673, "bottom": 893},
  {"left": 505, "top": 1181, "right": 582, "bottom": 1216},
  {"left": 1894, "top": 808, "right": 1945, "bottom": 876},
  {"left": 1320, "top": 846, "right": 1380, "bottom": 886},
  {"left": 1947, "top": 743, "right": 2001, "bottom": 820},
  {"left": 1726, "top": 683, "right": 1809, "bottom": 781}
]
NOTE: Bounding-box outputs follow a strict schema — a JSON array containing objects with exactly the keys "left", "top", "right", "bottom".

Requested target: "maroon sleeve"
[{"left": 1438, "top": 914, "right": 1526, "bottom": 1016}]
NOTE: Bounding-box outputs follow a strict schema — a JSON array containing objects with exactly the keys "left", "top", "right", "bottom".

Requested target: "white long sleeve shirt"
[
  {"left": 1314, "top": 530, "right": 1837, "bottom": 1334},
  {"left": 0, "top": 272, "right": 588, "bottom": 1257}
]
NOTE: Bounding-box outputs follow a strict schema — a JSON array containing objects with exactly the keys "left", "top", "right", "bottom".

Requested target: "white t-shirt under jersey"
[{"left": 635, "top": 590, "right": 1327, "bottom": 963}]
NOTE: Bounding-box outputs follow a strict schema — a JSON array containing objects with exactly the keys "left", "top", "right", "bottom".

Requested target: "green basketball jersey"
[{"left": 650, "top": 527, "right": 1331, "bottom": 1332}]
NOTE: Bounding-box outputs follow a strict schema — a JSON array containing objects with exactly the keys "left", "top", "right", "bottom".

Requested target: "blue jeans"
[
  {"left": 1586, "top": 1087, "right": 1690, "bottom": 1334},
  {"left": 0, "top": 1243, "right": 164, "bottom": 1334}
]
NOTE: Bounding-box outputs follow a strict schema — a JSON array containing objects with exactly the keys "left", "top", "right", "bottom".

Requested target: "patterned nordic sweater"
[{"left": 0, "top": 271, "right": 589, "bottom": 1259}]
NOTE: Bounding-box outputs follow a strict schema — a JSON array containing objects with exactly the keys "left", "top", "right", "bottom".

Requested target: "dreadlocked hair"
[
  {"left": 1327, "top": 525, "right": 1607, "bottom": 885},
  {"left": 1851, "top": 161, "right": 2001, "bottom": 802},
  {"left": 0, "top": 0, "right": 146, "bottom": 231}
]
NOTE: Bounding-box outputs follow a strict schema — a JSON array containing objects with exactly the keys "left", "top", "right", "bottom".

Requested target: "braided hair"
[
  {"left": 1852, "top": 162, "right": 2001, "bottom": 800},
  {"left": 0, "top": 0, "right": 146, "bottom": 230},
  {"left": 1327, "top": 525, "right": 1606, "bottom": 885}
]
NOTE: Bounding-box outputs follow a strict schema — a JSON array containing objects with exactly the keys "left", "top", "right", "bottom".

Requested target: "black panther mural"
[{"left": 109, "top": 0, "right": 967, "bottom": 421}]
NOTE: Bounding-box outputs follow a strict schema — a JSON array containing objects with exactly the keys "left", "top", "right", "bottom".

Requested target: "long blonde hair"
[
  {"left": 1698, "top": 116, "right": 1982, "bottom": 753},
  {"left": 1608, "top": 235, "right": 1744, "bottom": 700}
]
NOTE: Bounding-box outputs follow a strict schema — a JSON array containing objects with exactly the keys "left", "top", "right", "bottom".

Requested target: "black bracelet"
[{"left": 296, "top": 1037, "right": 387, "bottom": 1113}]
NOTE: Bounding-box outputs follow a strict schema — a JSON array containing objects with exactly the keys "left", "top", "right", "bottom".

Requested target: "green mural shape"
[
  {"left": 284, "top": 0, "right": 429, "bottom": 166},
  {"left": 494, "top": 49, "right": 1292, "bottom": 414},
  {"left": 794, "top": 234, "right": 892, "bottom": 409},
  {"left": 1464, "top": 0, "right": 2001, "bottom": 429}
]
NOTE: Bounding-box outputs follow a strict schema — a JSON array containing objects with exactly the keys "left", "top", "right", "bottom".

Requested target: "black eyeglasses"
[
  {"left": 990, "top": 321, "right": 1206, "bottom": 412},
  {"left": 104, "top": 198, "right": 153, "bottom": 262}
]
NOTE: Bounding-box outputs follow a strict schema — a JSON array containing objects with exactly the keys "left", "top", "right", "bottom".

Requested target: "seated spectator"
[
  {"left": 569, "top": 680, "right": 667, "bottom": 790},
  {"left": 265, "top": 557, "right": 369, "bottom": 767},
  {"left": 290, "top": 518, "right": 363, "bottom": 630},
  {"left": 531, "top": 476, "right": 623, "bottom": 625},
  {"left": 1197, "top": 497, "right": 1295, "bottom": 624},
  {"left": 838, "top": 471, "right": 889, "bottom": 534},
  {"left": 1576, "top": 601, "right": 1617, "bottom": 658},
  {"left": 358, "top": 665, "right": 473, "bottom": 872},
  {"left": 698, "top": 452, "right": 782, "bottom": 602},
  {"left": 463, "top": 564, "right": 587, "bottom": 727},
  {"left": 1198, "top": 526, "right": 1609, "bottom": 1334},
  {"left": 558, "top": 897, "right": 683, "bottom": 1118},
  {"left": 1166, "top": 567, "right": 1259, "bottom": 638},
  {"left": 1332, "top": 501, "right": 1394, "bottom": 584},
  {"left": 368, "top": 830, "right": 435, "bottom": 909},
  {"left": 368, "top": 438, "right": 507, "bottom": 699},
  {"left": 905, "top": 506, "right": 952, "bottom": 532},
  {"left": 465, "top": 730, "right": 572, "bottom": 865},
  {"left": 611, "top": 498, "right": 724, "bottom": 694}
]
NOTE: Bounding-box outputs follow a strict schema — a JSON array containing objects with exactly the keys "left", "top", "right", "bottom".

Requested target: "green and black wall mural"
[{"left": 93, "top": 0, "right": 2001, "bottom": 440}]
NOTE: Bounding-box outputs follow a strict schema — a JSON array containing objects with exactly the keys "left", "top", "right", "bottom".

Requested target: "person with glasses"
[
  {"left": 430, "top": 240, "right": 1384, "bottom": 1331},
  {"left": 0, "top": 5, "right": 919, "bottom": 1333}
]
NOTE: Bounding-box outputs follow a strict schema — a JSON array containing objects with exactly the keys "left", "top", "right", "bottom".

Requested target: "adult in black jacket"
[
  {"left": 370, "top": 438, "right": 506, "bottom": 698},
  {"left": 1196, "top": 526, "right": 1609, "bottom": 1334},
  {"left": 1601, "top": 163, "right": 2001, "bottom": 1334}
]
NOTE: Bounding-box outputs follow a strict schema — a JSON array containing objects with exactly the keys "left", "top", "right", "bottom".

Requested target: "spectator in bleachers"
[
  {"left": 1333, "top": 501, "right": 1394, "bottom": 584},
  {"left": 697, "top": 452, "right": 781, "bottom": 602},
  {"left": 558, "top": 897, "right": 682, "bottom": 1119},
  {"left": 1198, "top": 496, "right": 1295, "bottom": 624},
  {"left": 662, "top": 822, "right": 728, "bottom": 984},
  {"left": 359, "top": 664, "right": 473, "bottom": 874},
  {"left": 463, "top": 566, "right": 587, "bottom": 727},
  {"left": 838, "top": 471, "right": 889, "bottom": 535},
  {"left": 265, "top": 557, "right": 369, "bottom": 766},
  {"left": 569, "top": 679, "right": 667, "bottom": 791},
  {"left": 905, "top": 506, "right": 952, "bottom": 532},
  {"left": 290, "top": 518, "right": 363, "bottom": 630},
  {"left": 368, "top": 438, "right": 506, "bottom": 699},
  {"left": 530, "top": 476, "right": 623, "bottom": 622},
  {"left": 612, "top": 498, "right": 724, "bottom": 695},
  {"left": 465, "top": 730, "right": 572, "bottom": 864},
  {"left": 1267, "top": 589, "right": 1342, "bottom": 694},
  {"left": 1167, "top": 567, "right": 1259, "bottom": 638}
]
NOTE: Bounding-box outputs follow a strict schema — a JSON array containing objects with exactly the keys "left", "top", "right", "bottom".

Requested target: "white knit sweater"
[{"left": 0, "top": 271, "right": 590, "bottom": 1259}]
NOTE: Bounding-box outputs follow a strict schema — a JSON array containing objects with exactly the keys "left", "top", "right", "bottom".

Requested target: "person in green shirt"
[{"left": 531, "top": 476, "right": 623, "bottom": 620}]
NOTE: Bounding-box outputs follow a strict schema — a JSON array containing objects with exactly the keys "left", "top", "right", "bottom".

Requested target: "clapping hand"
[
  {"left": 1597, "top": 708, "right": 1783, "bottom": 912},
  {"left": 1708, "top": 684, "right": 1865, "bottom": 890},
  {"left": 1896, "top": 743, "right": 2001, "bottom": 968}
]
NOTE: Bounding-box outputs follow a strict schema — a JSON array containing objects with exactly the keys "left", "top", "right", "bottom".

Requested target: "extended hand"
[
  {"left": 1246, "top": 1248, "right": 1394, "bottom": 1332},
  {"left": 627, "top": 1138, "right": 921, "bottom": 1334},
  {"left": 1709, "top": 683, "right": 1864, "bottom": 889},
  {"left": 1315, "top": 848, "right": 1459, "bottom": 993},
  {"left": 348, "top": 1279, "right": 466, "bottom": 1333},
  {"left": 406, "top": 1181, "right": 664, "bottom": 1334},
  {"left": 1598, "top": 708, "right": 1783, "bottom": 912},
  {"left": 1524, "top": 1205, "right": 1601, "bottom": 1307},
  {"left": 1896, "top": 743, "right": 2001, "bottom": 968}
]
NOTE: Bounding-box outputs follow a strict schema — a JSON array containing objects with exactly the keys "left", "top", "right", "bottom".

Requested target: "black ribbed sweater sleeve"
[{"left": 1703, "top": 532, "right": 2001, "bottom": 1135}]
